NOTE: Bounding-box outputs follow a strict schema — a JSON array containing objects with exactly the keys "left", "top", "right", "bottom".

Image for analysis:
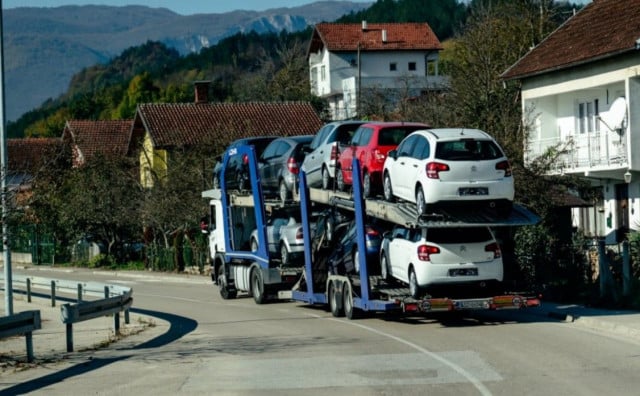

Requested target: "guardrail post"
[
  {"left": 51, "top": 280, "right": 56, "bottom": 307},
  {"left": 77, "top": 284, "right": 83, "bottom": 302},
  {"left": 26, "top": 278, "right": 32, "bottom": 303},
  {"left": 104, "top": 286, "right": 109, "bottom": 298},
  {"left": 114, "top": 312, "right": 120, "bottom": 333},
  {"left": 66, "top": 323, "right": 74, "bottom": 352},
  {"left": 25, "top": 331, "right": 35, "bottom": 362}
]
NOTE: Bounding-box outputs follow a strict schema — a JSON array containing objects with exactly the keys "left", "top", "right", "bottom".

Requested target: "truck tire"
[
  {"left": 218, "top": 266, "right": 237, "bottom": 300},
  {"left": 251, "top": 268, "right": 267, "bottom": 304},
  {"left": 329, "top": 280, "right": 344, "bottom": 317}
]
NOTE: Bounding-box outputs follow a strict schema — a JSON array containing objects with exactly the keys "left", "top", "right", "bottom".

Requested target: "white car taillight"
[
  {"left": 296, "top": 227, "right": 303, "bottom": 240},
  {"left": 485, "top": 242, "right": 502, "bottom": 259},
  {"left": 330, "top": 142, "right": 338, "bottom": 161},
  {"left": 495, "top": 160, "right": 512, "bottom": 177},
  {"left": 417, "top": 244, "right": 440, "bottom": 261},
  {"left": 426, "top": 162, "right": 449, "bottom": 179}
]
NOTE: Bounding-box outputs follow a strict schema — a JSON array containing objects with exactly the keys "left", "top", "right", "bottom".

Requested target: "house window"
[
  {"left": 427, "top": 58, "right": 438, "bottom": 76},
  {"left": 408, "top": 62, "right": 416, "bottom": 71},
  {"left": 320, "top": 65, "right": 326, "bottom": 82},
  {"left": 389, "top": 62, "right": 397, "bottom": 71},
  {"left": 578, "top": 99, "right": 599, "bottom": 133}
]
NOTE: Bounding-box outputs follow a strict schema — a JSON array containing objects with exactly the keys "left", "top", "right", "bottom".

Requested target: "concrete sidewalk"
[{"left": 0, "top": 291, "right": 162, "bottom": 374}]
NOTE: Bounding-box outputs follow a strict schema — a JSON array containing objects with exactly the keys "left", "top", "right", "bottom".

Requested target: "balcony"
[{"left": 527, "top": 130, "right": 628, "bottom": 174}]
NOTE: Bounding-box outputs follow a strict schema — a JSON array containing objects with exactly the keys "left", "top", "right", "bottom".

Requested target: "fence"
[{"left": 4, "top": 224, "right": 55, "bottom": 265}]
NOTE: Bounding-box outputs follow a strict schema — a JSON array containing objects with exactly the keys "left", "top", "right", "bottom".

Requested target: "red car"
[{"left": 336, "top": 122, "right": 429, "bottom": 197}]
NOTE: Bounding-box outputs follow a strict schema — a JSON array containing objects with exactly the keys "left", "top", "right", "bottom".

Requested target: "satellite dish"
[{"left": 601, "top": 96, "right": 627, "bottom": 133}]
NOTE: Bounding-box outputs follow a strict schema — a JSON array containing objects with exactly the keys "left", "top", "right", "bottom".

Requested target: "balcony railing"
[{"left": 527, "top": 131, "right": 628, "bottom": 173}]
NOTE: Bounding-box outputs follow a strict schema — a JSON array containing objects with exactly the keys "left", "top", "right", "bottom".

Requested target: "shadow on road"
[{"left": 0, "top": 303, "right": 197, "bottom": 396}]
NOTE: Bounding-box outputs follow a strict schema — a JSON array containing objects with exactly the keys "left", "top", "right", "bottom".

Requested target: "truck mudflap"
[{"left": 399, "top": 294, "right": 541, "bottom": 313}]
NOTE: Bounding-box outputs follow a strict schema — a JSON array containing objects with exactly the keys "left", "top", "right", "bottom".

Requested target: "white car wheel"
[
  {"left": 409, "top": 267, "right": 421, "bottom": 299},
  {"left": 383, "top": 173, "right": 394, "bottom": 202},
  {"left": 416, "top": 186, "right": 427, "bottom": 215},
  {"left": 336, "top": 168, "right": 345, "bottom": 192},
  {"left": 381, "top": 253, "right": 390, "bottom": 281}
]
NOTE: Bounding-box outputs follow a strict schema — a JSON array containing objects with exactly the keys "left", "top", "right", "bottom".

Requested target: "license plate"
[
  {"left": 448, "top": 268, "right": 478, "bottom": 277},
  {"left": 458, "top": 187, "right": 488, "bottom": 196},
  {"left": 457, "top": 300, "right": 488, "bottom": 309}
]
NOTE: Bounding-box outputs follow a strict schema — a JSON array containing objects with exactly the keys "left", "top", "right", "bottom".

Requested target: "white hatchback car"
[
  {"left": 382, "top": 128, "right": 514, "bottom": 215},
  {"left": 379, "top": 225, "right": 503, "bottom": 298}
]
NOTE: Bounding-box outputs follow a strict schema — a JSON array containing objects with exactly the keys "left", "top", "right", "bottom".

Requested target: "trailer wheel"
[
  {"left": 329, "top": 280, "right": 344, "bottom": 317},
  {"left": 218, "top": 266, "right": 237, "bottom": 300},
  {"left": 343, "top": 281, "right": 361, "bottom": 320}
]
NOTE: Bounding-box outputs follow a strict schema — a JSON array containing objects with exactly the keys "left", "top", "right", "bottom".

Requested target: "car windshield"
[
  {"left": 426, "top": 227, "right": 492, "bottom": 243},
  {"left": 435, "top": 139, "right": 503, "bottom": 161}
]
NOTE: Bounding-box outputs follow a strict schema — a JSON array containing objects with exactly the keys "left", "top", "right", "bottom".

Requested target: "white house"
[
  {"left": 307, "top": 21, "right": 447, "bottom": 120},
  {"left": 502, "top": 0, "right": 640, "bottom": 244}
]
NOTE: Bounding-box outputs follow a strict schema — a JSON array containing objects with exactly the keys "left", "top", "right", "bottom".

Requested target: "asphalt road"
[{"left": 3, "top": 268, "right": 640, "bottom": 395}]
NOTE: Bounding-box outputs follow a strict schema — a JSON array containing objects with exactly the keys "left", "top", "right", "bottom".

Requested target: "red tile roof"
[
  {"left": 502, "top": 0, "right": 640, "bottom": 80},
  {"left": 63, "top": 120, "right": 133, "bottom": 165},
  {"left": 308, "top": 22, "right": 442, "bottom": 54},
  {"left": 133, "top": 102, "right": 323, "bottom": 149},
  {"left": 8, "top": 138, "right": 63, "bottom": 172}
]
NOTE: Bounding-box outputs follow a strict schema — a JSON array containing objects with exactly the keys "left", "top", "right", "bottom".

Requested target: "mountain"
[{"left": 3, "top": 1, "right": 371, "bottom": 121}]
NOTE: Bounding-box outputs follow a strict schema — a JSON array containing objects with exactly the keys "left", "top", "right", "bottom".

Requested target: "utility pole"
[{"left": 0, "top": 0, "right": 13, "bottom": 316}]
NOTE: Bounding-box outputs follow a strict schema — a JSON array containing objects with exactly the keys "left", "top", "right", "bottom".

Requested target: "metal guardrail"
[
  {"left": 0, "top": 310, "right": 41, "bottom": 362},
  {"left": 2, "top": 273, "right": 133, "bottom": 352}
]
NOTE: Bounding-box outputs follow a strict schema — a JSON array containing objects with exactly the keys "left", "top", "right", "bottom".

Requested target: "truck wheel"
[
  {"left": 251, "top": 268, "right": 266, "bottom": 304},
  {"left": 409, "top": 267, "right": 422, "bottom": 299},
  {"left": 218, "top": 266, "right": 237, "bottom": 300},
  {"left": 329, "top": 280, "right": 344, "bottom": 317}
]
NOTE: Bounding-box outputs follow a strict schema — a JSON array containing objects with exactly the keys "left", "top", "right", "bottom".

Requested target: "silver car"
[
  {"left": 250, "top": 213, "right": 305, "bottom": 266},
  {"left": 302, "top": 121, "right": 366, "bottom": 190}
]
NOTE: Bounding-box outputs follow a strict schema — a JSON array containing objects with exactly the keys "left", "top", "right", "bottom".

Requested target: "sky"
[{"left": 2, "top": 0, "right": 373, "bottom": 15}]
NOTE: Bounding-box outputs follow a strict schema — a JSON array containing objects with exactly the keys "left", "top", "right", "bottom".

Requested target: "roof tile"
[
  {"left": 134, "top": 102, "right": 323, "bottom": 149},
  {"left": 63, "top": 120, "right": 133, "bottom": 165},
  {"left": 309, "top": 22, "right": 442, "bottom": 53},
  {"left": 502, "top": 0, "right": 640, "bottom": 79}
]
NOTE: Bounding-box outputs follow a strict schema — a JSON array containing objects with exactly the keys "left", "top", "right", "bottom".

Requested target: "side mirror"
[{"left": 388, "top": 150, "right": 398, "bottom": 160}]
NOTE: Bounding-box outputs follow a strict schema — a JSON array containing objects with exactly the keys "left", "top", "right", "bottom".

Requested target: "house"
[
  {"left": 131, "top": 82, "right": 323, "bottom": 188},
  {"left": 62, "top": 119, "right": 133, "bottom": 167},
  {"left": 502, "top": 0, "right": 640, "bottom": 244},
  {"left": 7, "top": 138, "right": 63, "bottom": 202},
  {"left": 307, "top": 22, "right": 447, "bottom": 121}
]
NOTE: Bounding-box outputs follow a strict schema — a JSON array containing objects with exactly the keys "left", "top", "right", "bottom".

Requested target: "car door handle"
[
  {"left": 400, "top": 161, "right": 405, "bottom": 165},
  {"left": 413, "top": 164, "right": 418, "bottom": 168}
]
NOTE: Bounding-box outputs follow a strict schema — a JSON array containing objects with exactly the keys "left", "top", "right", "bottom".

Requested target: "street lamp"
[{"left": 624, "top": 170, "right": 632, "bottom": 184}]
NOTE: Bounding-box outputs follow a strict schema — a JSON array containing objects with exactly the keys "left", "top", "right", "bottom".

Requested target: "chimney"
[
  {"left": 362, "top": 20, "right": 367, "bottom": 31},
  {"left": 194, "top": 80, "right": 211, "bottom": 104},
  {"left": 382, "top": 29, "right": 387, "bottom": 43}
]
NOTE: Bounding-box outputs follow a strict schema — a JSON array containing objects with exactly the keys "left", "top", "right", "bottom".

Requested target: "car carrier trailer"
[
  {"left": 291, "top": 157, "right": 542, "bottom": 319},
  {"left": 206, "top": 143, "right": 541, "bottom": 318}
]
